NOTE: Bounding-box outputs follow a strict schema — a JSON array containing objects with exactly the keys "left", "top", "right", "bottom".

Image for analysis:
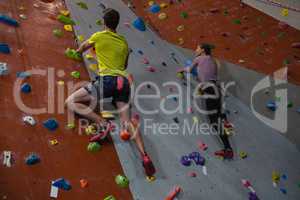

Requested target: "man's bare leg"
[
  {"left": 116, "top": 102, "right": 146, "bottom": 156},
  {"left": 65, "top": 87, "right": 105, "bottom": 125}
]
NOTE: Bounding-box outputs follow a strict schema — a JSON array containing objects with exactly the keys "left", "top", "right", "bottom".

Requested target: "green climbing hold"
[
  {"left": 87, "top": 142, "right": 101, "bottom": 152},
  {"left": 53, "top": 29, "right": 63, "bottom": 38},
  {"left": 287, "top": 101, "right": 293, "bottom": 108},
  {"left": 57, "top": 14, "right": 75, "bottom": 25},
  {"left": 65, "top": 48, "right": 82, "bottom": 61},
  {"left": 76, "top": 2, "right": 88, "bottom": 9},
  {"left": 277, "top": 32, "right": 286, "bottom": 39},
  {"left": 104, "top": 195, "right": 116, "bottom": 200},
  {"left": 283, "top": 59, "right": 290, "bottom": 65},
  {"left": 233, "top": 19, "right": 241, "bottom": 25},
  {"left": 71, "top": 71, "right": 80, "bottom": 79},
  {"left": 180, "top": 12, "right": 188, "bottom": 19},
  {"left": 115, "top": 175, "right": 129, "bottom": 188},
  {"left": 96, "top": 19, "right": 102, "bottom": 26}
]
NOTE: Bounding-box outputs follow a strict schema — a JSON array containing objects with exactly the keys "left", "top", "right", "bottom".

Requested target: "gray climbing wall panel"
[{"left": 65, "top": 0, "right": 300, "bottom": 199}]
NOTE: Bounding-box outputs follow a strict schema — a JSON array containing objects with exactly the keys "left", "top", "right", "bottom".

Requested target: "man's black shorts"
[{"left": 84, "top": 76, "right": 130, "bottom": 103}]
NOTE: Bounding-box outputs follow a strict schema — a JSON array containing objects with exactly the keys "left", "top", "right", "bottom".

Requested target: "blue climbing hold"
[
  {"left": 43, "top": 118, "right": 58, "bottom": 131},
  {"left": 282, "top": 174, "right": 287, "bottom": 180},
  {"left": 149, "top": 40, "right": 155, "bottom": 45},
  {"left": 0, "top": 14, "right": 19, "bottom": 27},
  {"left": 21, "top": 83, "right": 31, "bottom": 93},
  {"left": 267, "top": 101, "right": 277, "bottom": 111},
  {"left": 132, "top": 17, "right": 146, "bottom": 31},
  {"left": 280, "top": 188, "right": 287, "bottom": 194},
  {"left": 52, "top": 178, "right": 72, "bottom": 191},
  {"left": 137, "top": 49, "right": 144, "bottom": 55},
  {"left": 25, "top": 154, "right": 40, "bottom": 165},
  {"left": 149, "top": 4, "right": 161, "bottom": 13},
  {"left": 0, "top": 43, "right": 11, "bottom": 54}
]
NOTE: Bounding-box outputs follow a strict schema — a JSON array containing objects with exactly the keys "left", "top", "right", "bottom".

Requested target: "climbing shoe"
[{"left": 142, "top": 154, "right": 156, "bottom": 177}]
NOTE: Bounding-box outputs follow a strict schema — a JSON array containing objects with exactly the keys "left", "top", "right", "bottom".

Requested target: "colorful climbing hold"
[
  {"left": 43, "top": 118, "right": 58, "bottom": 131},
  {"left": 21, "top": 83, "right": 31, "bottom": 93},
  {"left": 49, "top": 139, "right": 58, "bottom": 145},
  {"left": 178, "top": 38, "right": 184, "bottom": 45},
  {"left": 281, "top": 9, "right": 289, "bottom": 17},
  {"left": 180, "top": 155, "right": 191, "bottom": 166},
  {"left": 0, "top": 62, "right": 9, "bottom": 76},
  {"left": 158, "top": 13, "right": 167, "bottom": 20},
  {"left": 266, "top": 101, "right": 277, "bottom": 111},
  {"left": 132, "top": 17, "right": 146, "bottom": 31},
  {"left": 71, "top": 71, "right": 80, "bottom": 79},
  {"left": 96, "top": 19, "right": 102, "bottom": 26},
  {"left": 23, "top": 115, "right": 36, "bottom": 126},
  {"left": 177, "top": 25, "right": 185, "bottom": 32},
  {"left": 52, "top": 178, "right": 72, "bottom": 191},
  {"left": 64, "top": 24, "right": 73, "bottom": 32},
  {"left": 76, "top": 2, "right": 88, "bottom": 9},
  {"left": 233, "top": 19, "right": 241, "bottom": 25},
  {"left": 115, "top": 175, "right": 129, "bottom": 188},
  {"left": 25, "top": 153, "right": 40, "bottom": 165},
  {"left": 149, "top": 4, "right": 161, "bottom": 13},
  {"left": 180, "top": 12, "right": 188, "bottom": 19},
  {"left": 104, "top": 195, "right": 116, "bottom": 200},
  {"left": 80, "top": 179, "right": 88, "bottom": 188},
  {"left": 239, "top": 151, "right": 248, "bottom": 159},
  {"left": 59, "top": 9, "right": 70, "bottom": 16},
  {"left": 57, "top": 14, "right": 75, "bottom": 25},
  {"left": 53, "top": 29, "right": 63, "bottom": 38},
  {"left": 87, "top": 142, "right": 101, "bottom": 152},
  {"left": 65, "top": 48, "right": 82, "bottom": 61},
  {"left": 0, "top": 43, "right": 10, "bottom": 54}
]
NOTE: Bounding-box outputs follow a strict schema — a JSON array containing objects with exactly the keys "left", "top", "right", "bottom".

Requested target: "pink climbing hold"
[
  {"left": 291, "top": 42, "right": 300, "bottom": 49},
  {"left": 188, "top": 172, "right": 197, "bottom": 177},
  {"left": 278, "top": 21, "right": 289, "bottom": 29},
  {"left": 142, "top": 58, "right": 150, "bottom": 64},
  {"left": 147, "top": 66, "right": 156, "bottom": 72},
  {"left": 198, "top": 141, "right": 208, "bottom": 151}
]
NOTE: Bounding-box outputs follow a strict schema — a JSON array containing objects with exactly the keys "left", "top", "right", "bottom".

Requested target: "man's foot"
[
  {"left": 214, "top": 149, "right": 234, "bottom": 160},
  {"left": 142, "top": 154, "right": 156, "bottom": 177}
]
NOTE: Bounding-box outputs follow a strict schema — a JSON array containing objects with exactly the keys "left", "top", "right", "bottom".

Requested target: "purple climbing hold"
[
  {"left": 181, "top": 155, "right": 191, "bottom": 166},
  {"left": 249, "top": 192, "right": 259, "bottom": 200},
  {"left": 189, "top": 152, "right": 205, "bottom": 166}
]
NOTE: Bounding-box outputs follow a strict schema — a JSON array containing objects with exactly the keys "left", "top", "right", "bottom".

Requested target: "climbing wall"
[{"left": 65, "top": 0, "right": 300, "bottom": 199}]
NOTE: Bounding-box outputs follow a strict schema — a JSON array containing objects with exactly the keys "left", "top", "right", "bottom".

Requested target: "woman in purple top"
[{"left": 179, "top": 43, "right": 233, "bottom": 159}]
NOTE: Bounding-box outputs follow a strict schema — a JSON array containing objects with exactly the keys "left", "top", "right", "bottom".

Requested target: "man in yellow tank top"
[{"left": 65, "top": 8, "right": 155, "bottom": 177}]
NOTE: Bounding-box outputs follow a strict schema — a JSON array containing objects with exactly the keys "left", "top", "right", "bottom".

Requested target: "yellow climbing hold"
[
  {"left": 281, "top": 8, "right": 288, "bottom": 17},
  {"left": 148, "top": 1, "right": 155, "bottom": 6},
  {"left": 192, "top": 116, "right": 198, "bottom": 123},
  {"left": 178, "top": 38, "right": 184, "bottom": 45},
  {"left": 66, "top": 123, "right": 75, "bottom": 129},
  {"left": 49, "top": 139, "right": 59, "bottom": 146},
  {"left": 64, "top": 25, "right": 73, "bottom": 32},
  {"left": 160, "top": 3, "right": 168, "bottom": 9},
  {"left": 177, "top": 25, "right": 185, "bottom": 32},
  {"left": 57, "top": 80, "right": 64, "bottom": 85},
  {"left": 77, "top": 35, "right": 84, "bottom": 42},
  {"left": 146, "top": 176, "right": 156, "bottom": 182},
  {"left": 158, "top": 13, "right": 167, "bottom": 20},
  {"left": 89, "top": 64, "right": 98, "bottom": 72},
  {"left": 60, "top": 10, "right": 70, "bottom": 16}
]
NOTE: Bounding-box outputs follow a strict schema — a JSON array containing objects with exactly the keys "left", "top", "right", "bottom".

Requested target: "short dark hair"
[
  {"left": 200, "top": 43, "right": 214, "bottom": 55},
  {"left": 103, "top": 8, "right": 120, "bottom": 30}
]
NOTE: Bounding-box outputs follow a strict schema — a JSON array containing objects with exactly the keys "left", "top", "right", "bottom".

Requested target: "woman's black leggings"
[{"left": 203, "top": 84, "right": 232, "bottom": 150}]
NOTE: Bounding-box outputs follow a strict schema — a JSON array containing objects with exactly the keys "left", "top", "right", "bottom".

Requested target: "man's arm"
[
  {"left": 76, "top": 40, "right": 94, "bottom": 54},
  {"left": 177, "top": 59, "right": 198, "bottom": 73}
]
